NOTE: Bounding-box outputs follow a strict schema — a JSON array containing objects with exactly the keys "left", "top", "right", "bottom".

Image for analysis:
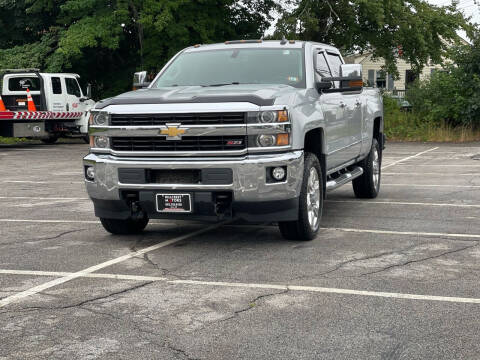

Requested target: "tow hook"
[
  {"left": 130, "top": 201, "right": 145, "bottom": 220},
  {"left": 214, "top": 193, "right": 232, "bottom": 219}
]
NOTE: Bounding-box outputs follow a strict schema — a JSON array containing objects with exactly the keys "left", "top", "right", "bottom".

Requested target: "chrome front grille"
[
  {"left": 110, "top": 112, "right": 246, "bottom": 126},
  {"left": 111, "top": 136, "right": 247, "bottom": 152}
]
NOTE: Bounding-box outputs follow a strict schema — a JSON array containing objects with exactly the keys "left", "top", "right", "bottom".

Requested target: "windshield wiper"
[{"left": 202, "top": 82, "right": 240, "bottom": 87}]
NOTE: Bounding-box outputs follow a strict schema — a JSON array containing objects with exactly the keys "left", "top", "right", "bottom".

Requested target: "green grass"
[
  {"left": 384, "top": 102, "right": 480, "bottom": 142},
  {"left": 0, "top": 136, "right": 31, "bottom": 145}
]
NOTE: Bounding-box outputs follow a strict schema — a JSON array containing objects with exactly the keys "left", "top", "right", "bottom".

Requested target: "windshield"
[{"left": 153, "top": 48, "right": 305, "bottom": 88}]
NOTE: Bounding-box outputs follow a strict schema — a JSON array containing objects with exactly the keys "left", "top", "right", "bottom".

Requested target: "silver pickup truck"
[{"left": 84, "top": 40, "right": 384, "bottom": 240}]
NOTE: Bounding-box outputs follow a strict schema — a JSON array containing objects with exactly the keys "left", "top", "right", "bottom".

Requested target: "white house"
[{"left": 344, "top": 52, "right": 443, "bottom": 91}]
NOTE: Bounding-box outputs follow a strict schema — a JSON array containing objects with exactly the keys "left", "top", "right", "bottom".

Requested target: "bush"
[{"left": 405, "top": 35, "right": 480, "bottom": 128}]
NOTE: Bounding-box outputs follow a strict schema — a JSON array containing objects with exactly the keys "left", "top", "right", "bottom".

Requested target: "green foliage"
[
  {"left": 406, "top": 34, "right": 480, "bottom": 127},
  {"left": 0, "top": 0, "right": 474, "bottom": 100},
  {"left": 0, "top": 0, "right": 275, "bottom": 98},
  {"left": 275, "top": 0, "right": 471, "bottom": 78}
]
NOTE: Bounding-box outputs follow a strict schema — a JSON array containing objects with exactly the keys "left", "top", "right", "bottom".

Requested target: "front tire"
[
  {"left": 100, "top": 216, "right": 149, "bottom": 235},
  {"left": 279, "top": 152, "right": 323, "bottom": 241},
  {"left": 352, "top": 138, "right": 381, "bottom": 198}
]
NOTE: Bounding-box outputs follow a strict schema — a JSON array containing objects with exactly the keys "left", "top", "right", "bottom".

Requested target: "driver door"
[{"left": 315, "top": 51, "right": 351, "bottom": 170}]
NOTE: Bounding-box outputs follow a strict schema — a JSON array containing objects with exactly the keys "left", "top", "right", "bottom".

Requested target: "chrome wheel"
[
  {"left": 372, "top": 147, "right": 380, "bottom": 190},
  {"left": 306, "top": 167, "right": 320, "bottom": 231}
]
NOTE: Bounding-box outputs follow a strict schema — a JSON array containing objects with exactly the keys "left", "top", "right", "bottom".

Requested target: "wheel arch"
[
  {"left": 373, "top": 116, "right": 385, "bottom": 150},
  {"left": 303, "top": 127, "right": 326, "bottom": 198}
]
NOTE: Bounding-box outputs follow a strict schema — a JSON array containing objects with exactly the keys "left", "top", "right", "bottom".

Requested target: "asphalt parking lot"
[{"left": 1, "top": 141, "right": 480, "bottom": 359}]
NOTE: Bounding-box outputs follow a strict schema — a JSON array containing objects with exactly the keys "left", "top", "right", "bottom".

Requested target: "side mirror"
[
  {"left": 322, "top": 64, "right": 363, "bottom": 91},
  {"left": 316, "top": 81, "right": 333, "bottom": 91},
  {"left": 340, "top": 64, "right": 363, "bottom": 89},
  {"left": 86, "top": 83, "right": 92, "bottom": 98},
  {"left": 133, "top": 71, "right": 150, "bottom": 90}
]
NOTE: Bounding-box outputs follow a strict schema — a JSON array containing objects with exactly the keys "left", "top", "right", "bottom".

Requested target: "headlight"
[
  {"left": 256, "top": 133, "right": 290, "bottom": 147},
  {"left": 250, "top": 110, "right": 289, "bottom": 123},
  {"left": 89, "top": 111, "right": 109, "bottom": 125},
  {"left": 257, "top": 134, "right": 276, "bottom": 147},
  {"left": 92, "top": 135, "right": 109, "bottom": 148},
  {"left": 259, "top": 111, "right": 277, "bottom": 123}
]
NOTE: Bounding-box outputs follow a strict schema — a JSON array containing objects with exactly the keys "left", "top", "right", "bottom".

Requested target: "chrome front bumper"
[{"left": 83, "top": 151, "right": 304, "bottom": 203}]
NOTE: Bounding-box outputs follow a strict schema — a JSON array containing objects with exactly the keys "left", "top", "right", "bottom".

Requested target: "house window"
[
  {"left": 376, "top": 71, "right": 386, "bottom": 88},
  {"left": 367, "top": 70, "right": 375, "bottom": 87},
  {"left": 387, "top": 74, "right": 394, "bottom": 90},
  {"left": 405, "top": 70, "right": 418, "bottom": 89}
]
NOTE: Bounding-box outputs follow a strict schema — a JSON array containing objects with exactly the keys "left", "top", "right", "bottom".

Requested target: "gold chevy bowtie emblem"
[{"left": 160, "top": 124, "right": 186, "bottom": 140}]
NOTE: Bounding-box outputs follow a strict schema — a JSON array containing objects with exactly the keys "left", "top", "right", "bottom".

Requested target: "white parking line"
[
  {"left": 383, "top": 184, "right": 480, "bottom": 188},
  {"left": 384, "top": 173, "right": 479, "bottom": 176},
  {"left": 0, "top": 180, "right": 83, "bottom": 184},
  {"left": 382, "top": 147, "right": 439, "bottom": 169},
  {"left": 326, "top": 200, "right": 480, "bottom": 208},
  {"left": 329, "top": 227, "right": 480, "bottom": 240},
  {"left": 390, "top": 164, "right": 480, "bottom": 167},
  {"left": 1, "top": 218, "right": 479, "bottom": 239},
  {"left": 0, "top": 222, "right": 227, "bottom": 308},
  {"left": 0, "top": 219, "right": 100, "bottom": 224},
  {"left": 1, "top": 269, "right": 480, "bottom": 304},
  {"left": 0, "top": 196, "right": 89, "bottom": 200}
]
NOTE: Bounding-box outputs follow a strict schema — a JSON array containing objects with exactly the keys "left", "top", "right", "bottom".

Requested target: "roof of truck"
[
  {"left": 3, "top": 72, "right": 80, "bottom": 78},
  {"left": 183, "top": 40, "right": 339, "bottom": 53}
]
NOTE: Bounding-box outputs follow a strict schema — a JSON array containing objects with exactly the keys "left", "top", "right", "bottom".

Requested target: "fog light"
[
  {"left": 257, "top": 134, "right": 276, "bottom": 147},
  {"left": 272, "top": 167, "right": 286, "bottom": 181},
  {"left": 85, "top": 166, "right": 95, "bottom": 181},
  {"left": 94, "top": 135, "right": 109, "bottom": 148}
]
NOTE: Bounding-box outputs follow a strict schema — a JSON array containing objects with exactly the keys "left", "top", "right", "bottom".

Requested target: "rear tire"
[
  {"left": 352, "top": 138, "right": 381, "bottom": 198},
  {"left": 100, "top": 216, "right": 149, "bottom": 235},
  {"left": 279, "top": 152, "right": 323, "bottom": 241},
  {"left": 41, "top": 136, "right": 59, "bottom": 144}
]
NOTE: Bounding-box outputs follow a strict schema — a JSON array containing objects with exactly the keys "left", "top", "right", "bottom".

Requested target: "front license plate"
[{"left": 156, "top": 193, "right": 192, "bottom": 213}]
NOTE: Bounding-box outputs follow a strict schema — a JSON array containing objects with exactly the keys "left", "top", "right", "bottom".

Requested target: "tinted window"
[
  {"left": 51, "top": 77, "right": 62, "bottom": 94},
  {"left": 8, "top": 77, "right": 41, "bottom": 91},
  {"left": 326, "top": 53, "right": 343, "bottom": 88},
  {"left": 154, "top": 48, "right": 306, "bottom": 88},
  {"left": 65, "top": 78, "right": 81, "bottom": 97},
  {"left": 315, "top": 53, "right": 331, "bottom": 77}
]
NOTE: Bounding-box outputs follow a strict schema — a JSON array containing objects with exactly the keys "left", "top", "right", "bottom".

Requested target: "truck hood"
[{"left": 95, "top": 84, "right": 299, "bottom": 109}]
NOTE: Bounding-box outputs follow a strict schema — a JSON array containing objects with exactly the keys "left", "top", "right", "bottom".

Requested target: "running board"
[{"left": 326, "top": 166, "right": 363, "bottom": 192}]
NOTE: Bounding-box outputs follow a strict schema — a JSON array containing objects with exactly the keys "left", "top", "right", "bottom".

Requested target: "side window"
[
  {"left": 65, "top": 78, "right": 81, "bottom": 97},
  {"left": 326, "top": 53, "right": 343, "bottom": 88},
  {"left": 315, "top": 52, "right": 332, "bottom": 78},
  {"left": 51, "top": 77, "right": 62, "bottom": 94}
]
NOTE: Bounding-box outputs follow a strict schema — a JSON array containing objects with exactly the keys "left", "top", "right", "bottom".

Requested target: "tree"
[
  {"left": 274, "top": 0, "right": 472, "bottom": 78},
  {"left": 0, "top": 0, "right": 276, "bottom": 98}
]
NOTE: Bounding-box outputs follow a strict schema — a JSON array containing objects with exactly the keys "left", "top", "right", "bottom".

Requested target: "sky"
[
  {"left": 427, "top": 0, "right": 480, "bottom": 40},
  {"left": 427, "top": 0, "right": 480, "bottom": 24}
]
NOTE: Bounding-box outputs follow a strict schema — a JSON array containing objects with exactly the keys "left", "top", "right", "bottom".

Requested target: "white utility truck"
[{"left": 0, "top": 69, "right": 95, "bottom": 143}]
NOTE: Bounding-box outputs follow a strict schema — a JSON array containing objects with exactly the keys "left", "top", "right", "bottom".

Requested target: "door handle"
[{"left": 339, "top": 102, "right": 347, "bottom": 108}]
